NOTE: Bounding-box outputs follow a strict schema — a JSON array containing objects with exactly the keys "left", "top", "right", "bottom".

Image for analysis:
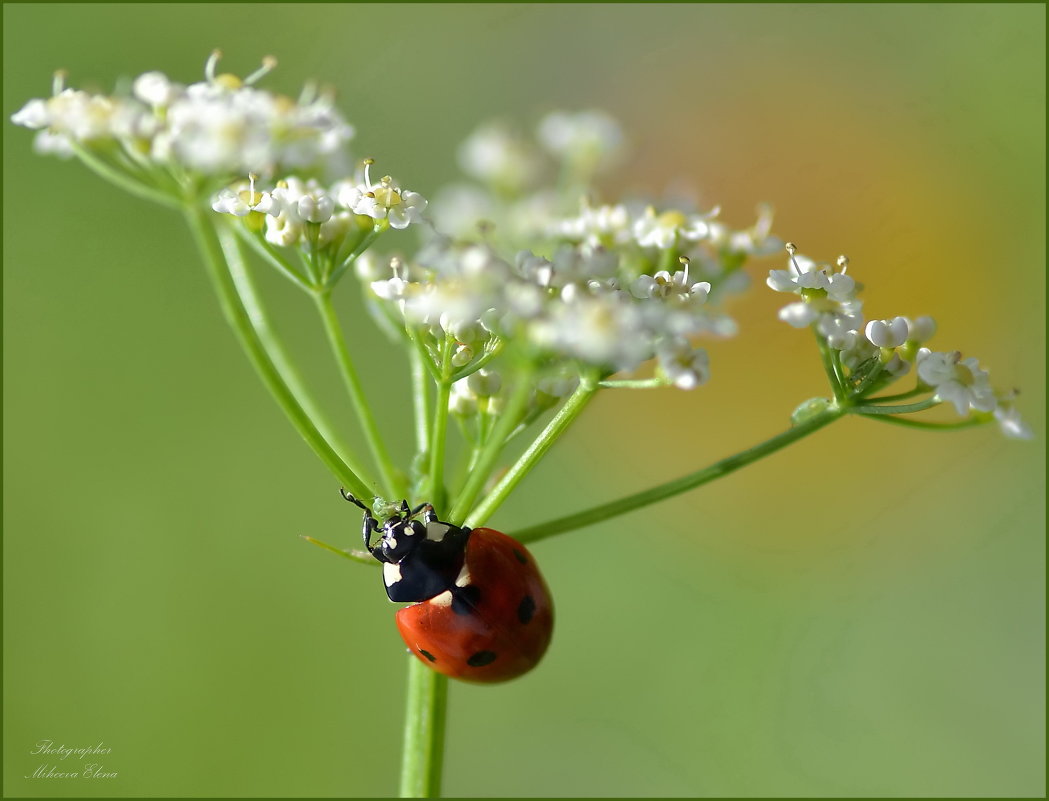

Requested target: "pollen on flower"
[
  {"left": 336, "top": 160, "right": 427, "bottom": 230},
  {"left": 767, "top": 243, "right": 862, "bottom": 334},
  {"left": 633, "top": 205, "right": 715, "bottom": 249}
]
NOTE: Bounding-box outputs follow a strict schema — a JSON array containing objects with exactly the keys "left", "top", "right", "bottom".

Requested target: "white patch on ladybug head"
[
  {"left": 454, "top": 564, "right": 471, "bottom": 588},
  {"left": 425, "top": 522, "right": 451, "bottom": 541},
  {"left": 383, "top": 562, "right": 402, "bottom": 587},
  {"left": 429, "top": 590, "right": 453, "bottom": 607},
  {"left": 386, "top": 535, "right": 398, "bottom": 549}
]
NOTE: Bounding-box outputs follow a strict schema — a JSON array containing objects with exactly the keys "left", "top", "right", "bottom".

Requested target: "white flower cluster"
[
  {"left": 553, "top": 199, "right": 779, "bottom": 258},
  {"left": 767, "top": 245, "right": 1032, "bottom": 438},
  {"left": 767, "top": 248, "right": 863, "bottom": 336},
  {"left": 545, "top": 200, "right": 779, "bottom": 338},
  {"left": 11, "top": 52, "right": 353, "bottom": 178},
  {"left": 432, "top": 112, "right": 625, "bottom": 243},
  {"left": 212, "top": 163, "right": 426, "bottom": 251},
  {"left": 439, "top": 115, "right": 781, "bottom": 263},
  {"left": 366, "top": 237, "right": 721, "bottom": 391},
  {"left": 355, "top": 114, "right": 785, "bottom": 405},
  {"left": 536, "top": 110, "right": 625, "bottom": 170},
  {"left": 457, "top": 123, "right": 544, "bottom": 193},
  {"left": 456, "top": 110, "right": 624, "bottom": 187}
]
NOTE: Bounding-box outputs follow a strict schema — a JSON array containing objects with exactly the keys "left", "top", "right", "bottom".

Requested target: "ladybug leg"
[
  {"left": 419, "top": 504, "right": 468, "bottom": 533},
  {"left": 360, "top": 513, "right": 386, "bottom": 561},
  {"left": 340, "top": 489, "right": 385, "bottom": 562},
  {"left": 340, "top": 488, "right": 372, "bottom": 514}
]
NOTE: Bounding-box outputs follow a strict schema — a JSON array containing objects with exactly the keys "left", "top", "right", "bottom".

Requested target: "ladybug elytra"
[{"left": 344, "top": 492, "right": 553, "bottom": 683}]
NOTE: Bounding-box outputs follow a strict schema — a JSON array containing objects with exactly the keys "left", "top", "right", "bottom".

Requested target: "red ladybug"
[{"left": 343, "top": 492, "right": 553, "bottom": 683}]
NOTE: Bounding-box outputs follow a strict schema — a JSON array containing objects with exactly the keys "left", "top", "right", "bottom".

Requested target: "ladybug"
[{"left": 342, "top": 491, "right": 553, "bottom": 683}]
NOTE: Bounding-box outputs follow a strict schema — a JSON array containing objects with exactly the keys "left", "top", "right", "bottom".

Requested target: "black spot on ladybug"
[
  {"left": 419, "top": 649, "right": 437, "bottom": 662},
  {"left": 467, "top": 650, "right": 497, "bottom": 667},
  {"left": 517, "top": 594, "right": 536, "bottom": 624},
  {"left": 513, "top": 548, "right": 528, "bottom": 564},
  {"left": 451, "top": 584, "right": 481, "bottom": 616}
]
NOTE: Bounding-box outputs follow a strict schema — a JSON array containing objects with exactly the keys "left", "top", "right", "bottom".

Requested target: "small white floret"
[{"left": 865, "top": 317, "right": 909, "bottom": 348}]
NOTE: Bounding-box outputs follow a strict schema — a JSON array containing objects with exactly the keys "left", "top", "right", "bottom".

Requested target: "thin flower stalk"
[
  {"left": 465, "top": 378, "right": 599, "bottom": 528},
  {"left": 314, "top": 290, "right": 404, "bottom": 498},
  {"left": 184, "top": 202, "right": 374, "bottom": 499},
  {"left": 514, "top": 406, "right": 845, "bottom": 544},
  {"left": 217, "top": 225, "right": 360, "bottom": 469}
]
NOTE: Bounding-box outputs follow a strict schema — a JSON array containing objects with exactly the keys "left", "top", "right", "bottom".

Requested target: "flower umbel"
[
  {"left": 211, "top": 162, "right": 428, "bottom": 291},
  {"left": 12, "top": 51, "right": 355, "bottom": 200},
  {"left": 765, "top": 242, "right": 1027, "bottom": 433}
]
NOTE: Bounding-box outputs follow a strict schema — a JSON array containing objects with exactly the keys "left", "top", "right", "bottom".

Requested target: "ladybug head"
[
  {"left": 375, "top": 502, "right": 428, "bottom": 563},
  {"left": 342, "top": 492, "right": 436, "bottom": 566}
]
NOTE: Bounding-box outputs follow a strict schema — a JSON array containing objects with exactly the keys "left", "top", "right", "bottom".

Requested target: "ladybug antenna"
[{"left": 340, "top": 488, "right": 372, "bottom": 515}]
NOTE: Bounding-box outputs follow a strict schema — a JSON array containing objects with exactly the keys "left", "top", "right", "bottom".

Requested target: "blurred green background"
[{"left": 4, "top": 4, "right": 1044, "bottom": 797}]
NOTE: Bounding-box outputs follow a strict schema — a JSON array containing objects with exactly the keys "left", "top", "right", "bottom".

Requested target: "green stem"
[
  {"left": 864, "top": 386, "right": 926, "bottom": 404},
  {"left": 513, "top": 406, "right": 845, "bottom": 544},
  {"left": 385, "top": 308, "right": 458, "bottom": 801},
  {"left": 72, "top": 144, "right": 181, "bottom": 209},
  {"left": 830, "top": 350, "right": 847, "bottom": 393},
  {"left": 449, "top": 415, "right": 477, "bottom": 491},
  {"left": 848, "top": 398, "right": 940, "bottom": 415},
  {"left": 407, "top": 326, "right": 442, "bottom": 383},
  {"left": 183, "top": 202, "right": 373, "bottom": 500},
  {"left": 235, "top": 227, "right": 315, "bottom": 291},
  {"left": 216, "top": 225, "right": 362, "bottom": 473},
  {"left": 448, "top": 367, "right": 537, "bottom": 523},
  {"left": 410, "top": 346, "right": 431, "bottom": 462},
  {"left": 306, "top": 230, "right": 328, "bottom": 287},
  {"left": 399, "top": 338, "right": 453, "bottom": 799},
  {"left": 398, "top": 657, "right": 447, "bottom": 798},
  {"left": 328, "top": 225, "right": 385, "bottom": 286},
  {"left": 465, "top": 380, "right": 598, "bottom": 528},
  {"left": 598, "top": 377, "right": 666, "bottom": 389},
  {"left": 429, "top": 339, "right": 454, "bottom": 512},
  {"left": 858, "top": 414, "right": 988, "bottom": 431},
  {"left": 815, "top": 329, "right": 846, "bottom": 402},
  {"left": 299, "top": 535, "right": 377, "bottom": 567},
  {"left": 313, "top": 290, "right": 403, "bottom": 498},
  {"left": 455, "top": 405, "right": 491, "bottom": 492},
  {"left": 658, "top": 242, "right": 679, "bottom": 273}
]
